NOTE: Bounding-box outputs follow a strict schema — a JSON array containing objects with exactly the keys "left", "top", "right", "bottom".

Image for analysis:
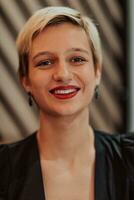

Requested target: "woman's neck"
[{"left": 36, "top": 109, "right": 94, "bottom": 163}]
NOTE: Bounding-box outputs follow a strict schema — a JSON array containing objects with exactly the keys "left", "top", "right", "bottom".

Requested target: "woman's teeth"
[{"left": 54, "top": 89, "right": 76, "bottom": 94}]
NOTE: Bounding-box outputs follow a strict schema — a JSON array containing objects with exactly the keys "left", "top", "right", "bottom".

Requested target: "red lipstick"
[{"left": 49, "top": 85, "right": 80, "bottom": 99}]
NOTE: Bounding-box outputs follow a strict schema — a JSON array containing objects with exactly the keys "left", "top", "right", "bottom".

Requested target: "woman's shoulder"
[
  {"left": 120, "top": 132, "right": 134, "bottom": 180},
  {"left": 94, "top": 129, "right": 134, "bottom": 155},
  {"left": 94, "top": 129, "right": 123, "bottom": 153},
  {"left": 0, "top": 132, "right": 36, "bottom": 151},
  {"left": 95, "top": 129, "right": 134, "bottom": 180},
  {"left": 94, "top": 129, "right": 134, "bottom": 145},
  {"left": 0, "top": 133, "right": 36, "bottom": 186},
  {"left": 0, "top": 132, "right": 36, "bottom": 167},
  {"left": 0, "top": 133, "right": 37, "bottom": 196}
]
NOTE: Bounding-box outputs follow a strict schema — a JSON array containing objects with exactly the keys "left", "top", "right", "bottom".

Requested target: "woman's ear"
[{"left": 20, "top": 76, "right": 31, "bottom": 93}]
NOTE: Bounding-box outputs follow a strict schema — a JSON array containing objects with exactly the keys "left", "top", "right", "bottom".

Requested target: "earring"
[
  {"left": 28, "top": 92, "right": 33, "bottom": 106},
  {"left": 94, "top": 85, "right": 99, "bottom": 99}
]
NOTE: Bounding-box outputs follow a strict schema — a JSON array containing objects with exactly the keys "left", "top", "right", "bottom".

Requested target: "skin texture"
[{"left": 22, "top": 23, "right": 102, "bottom": 200}]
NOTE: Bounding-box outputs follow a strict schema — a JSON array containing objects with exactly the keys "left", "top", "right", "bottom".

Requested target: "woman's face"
[{"left": 22, "top": 23, "right": 101, "bottom": 117}]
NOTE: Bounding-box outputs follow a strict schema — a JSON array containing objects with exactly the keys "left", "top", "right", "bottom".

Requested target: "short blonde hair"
[{"left": 16, "top": 6, "right": 102, "bottom": 77}]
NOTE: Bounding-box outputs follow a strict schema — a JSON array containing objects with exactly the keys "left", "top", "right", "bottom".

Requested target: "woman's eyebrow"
[
  {"left": 65, "top": 48, "right": 89, "bottom": 55},
  {"left": 32, "top": 51, "right": 54, "bottom": 60},
  {"left": 32, "top": 48, "right": 89, "bottom": 61}
]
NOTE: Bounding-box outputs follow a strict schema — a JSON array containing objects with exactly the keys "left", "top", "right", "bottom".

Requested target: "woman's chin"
[{"left": 40, "top": 104, "right": 88, "bottom": 118}]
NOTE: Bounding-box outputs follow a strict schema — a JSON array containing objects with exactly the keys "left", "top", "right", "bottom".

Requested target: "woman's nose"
[{"left": 52, "top": 62, "right": 73, "bottom": 82}]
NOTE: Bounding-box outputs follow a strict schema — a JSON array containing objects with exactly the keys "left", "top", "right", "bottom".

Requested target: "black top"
[{"left": 0, "top": 130, "right": 134, "bottom": 200}]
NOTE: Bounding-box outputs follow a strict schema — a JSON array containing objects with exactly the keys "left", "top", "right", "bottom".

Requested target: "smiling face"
[{"left": 22, "top": 23, "right": 101, "bottom": 117}]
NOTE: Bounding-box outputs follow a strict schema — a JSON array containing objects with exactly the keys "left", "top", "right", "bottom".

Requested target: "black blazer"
[{"left": 0, "top": 130, "right": 134, "bottom": 200}]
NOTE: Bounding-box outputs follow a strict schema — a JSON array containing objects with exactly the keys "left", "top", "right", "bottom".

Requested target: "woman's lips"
[{"left": 49, "top": 85, "right": 80, "bottom": 99}]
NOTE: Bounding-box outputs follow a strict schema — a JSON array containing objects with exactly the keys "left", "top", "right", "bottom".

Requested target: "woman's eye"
[
  {"left": 36, "top": 60, "right": 53, "bottom": 67},
  {"left": 71, "top": 57, "right": 86, "bottom": 64}
]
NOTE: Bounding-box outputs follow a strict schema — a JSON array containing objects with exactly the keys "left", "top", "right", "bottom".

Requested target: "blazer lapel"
[
  {"left": 95, "top": 131, "right": 109, "bottom": 200},
  {"left": 8, "top": 133, "right": 45, "bottom": 200}
]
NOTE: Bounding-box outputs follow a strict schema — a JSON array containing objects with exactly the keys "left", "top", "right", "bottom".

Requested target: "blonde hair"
[{"left": 16, "top": 6, "right": 102, "bottom": 77}]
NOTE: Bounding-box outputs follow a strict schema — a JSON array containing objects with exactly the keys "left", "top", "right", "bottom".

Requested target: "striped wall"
[
  {"left": 0, "top": 0, "right": 127, "bottom": 142},
  {"left": 127, "top": 0, "right": 134, "bottom": 132}
]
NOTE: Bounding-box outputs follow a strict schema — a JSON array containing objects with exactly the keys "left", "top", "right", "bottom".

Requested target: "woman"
[{"left": 0, "top": 6, "right": 134, "bottom": 200}]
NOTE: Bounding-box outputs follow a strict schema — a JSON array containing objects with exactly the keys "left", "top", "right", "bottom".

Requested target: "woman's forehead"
[{"left": 30, "top": 23, "right": 91, "bottom": 56}]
